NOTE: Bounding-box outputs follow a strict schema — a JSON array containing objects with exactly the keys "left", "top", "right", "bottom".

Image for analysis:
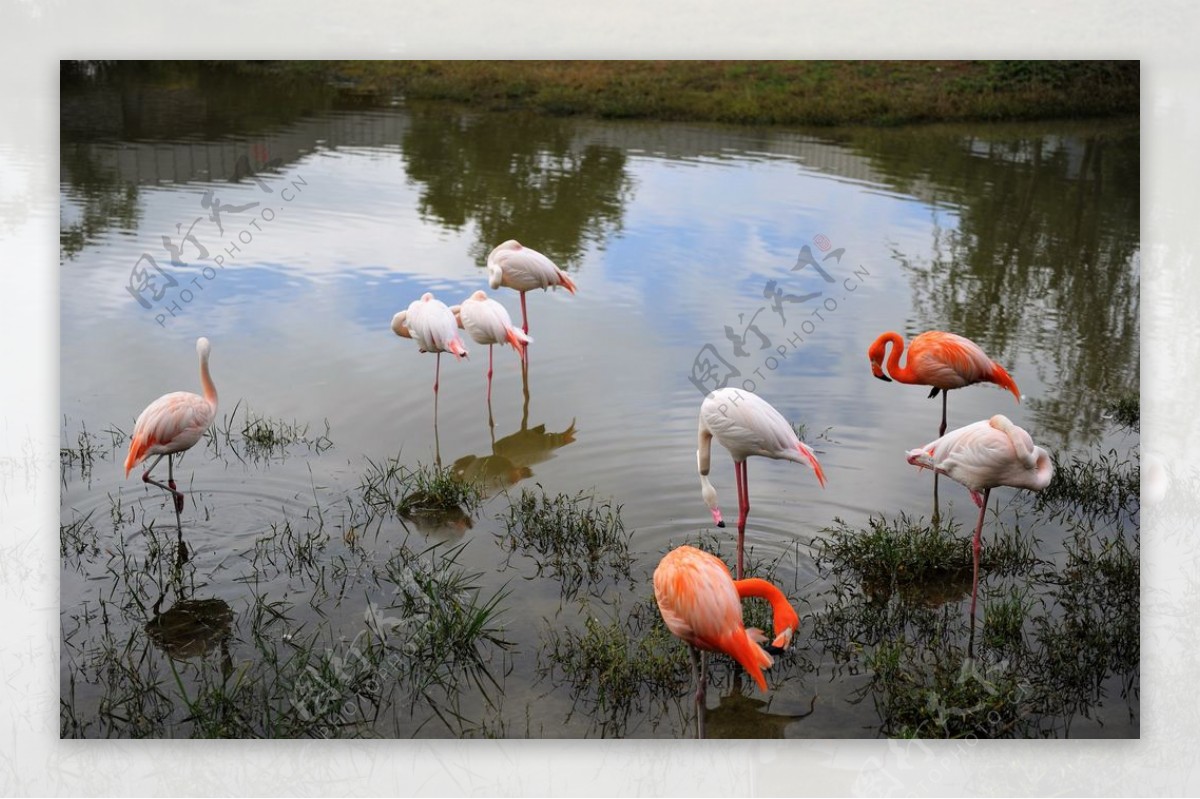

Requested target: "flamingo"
[
  {"left": 486, "top": 239, "right": 577, "bottom": 336},
  {"left": 654, "top": 545, "right": 800, "bottom": 738},
  {"left": 124, "top": 337, "right": 218, "bottom": 514},
  {"left": 454, "top": 290, "right": 532, "bottom": 402},
  {"left": 868, "top": 330, "right": 1021, "bottom": 437},
  {"left": 697, "top": 388, "right": 826, "bottom": 580},
  {"left": 906, "top": 414, "right": 1054, "bottom": 618},
  {"left": 391, "top": 292, "right": 468, "bottom": 398}
]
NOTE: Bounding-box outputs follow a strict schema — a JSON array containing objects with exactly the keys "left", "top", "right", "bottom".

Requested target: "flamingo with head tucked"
[
  {"left": 868, "top": 330, "right": 1020, "bottom": 437},
  {"left": 486, "top": 239, "right": 577, "bottom": 336},
  {"left": 654, "top": 545, "right": 800, "bottom": 738},
  {"left": 392, "top": 292, "right": 468, "bottom": 398},
  {"left": 906, "top": 414, "right": 1054, "bottom": 618},
  {"left": 454, "top": 290, "right": 531, "bottom": 401},
  {"left": 124, "top": 337, "right": 218, "bottom": 514},
  {"left": 697, "top": 388, "right": 826, "bottom": 580}
]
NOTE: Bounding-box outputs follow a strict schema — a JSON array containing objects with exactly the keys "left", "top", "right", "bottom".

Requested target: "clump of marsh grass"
[
  {"left": 359, "top": 456, "right": 484, "bottom": 524},
  {"left": 61, "top": 509, "right": 100, "bottom": 562},
  {"left": 203, "top": 399, "right": 333, "bottom": 461},
  {"left": 1105, "top": 393, "right": 1139, "bottom": 433},
  {"left": 59, "top": 419, "right": 128, "bottom": 484},
  {"left": 816, "top": 512, "right": 1039, "bottom": 597},
  {"left": 540, "top": 597, "right": 688, "bottom": 737},
  {"left": 1034, "top": 449, "right": 1139, "bottom": 522},
  {"left": 497, "top": 488, "right": 633, "bottom": 601}
]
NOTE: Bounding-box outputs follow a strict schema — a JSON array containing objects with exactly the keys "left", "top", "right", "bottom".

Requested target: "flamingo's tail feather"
[
  {"left": 124, "top": 434, "right": 150, "bottom": 478},
  {"left": 991, "top": 363, "right": 1021, "bottom": 402},
  {"left": 506, "top": 326, "right": 531, "bottom": 358},
  {"left": 798, "top": 443, "right": 827, "bottom": 488},
  {"left": 557, "top": 271, "right": 578, "bottom": 295},
  {"left": 721, "top": 629, "right": 773, "bottom": 693}
]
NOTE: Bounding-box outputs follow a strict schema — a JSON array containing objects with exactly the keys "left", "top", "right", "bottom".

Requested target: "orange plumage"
[
  {"left": 867, "top": 330, "right": 1020, "bottom": 399},
  {"left": 654, "top": 545, "right": 799, "bottom": 693}
]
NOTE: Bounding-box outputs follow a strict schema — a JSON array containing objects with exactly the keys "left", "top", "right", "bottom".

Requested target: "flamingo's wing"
[
  {"left": 910, "top": 332, "right": 996, "bottom": 388},
  {"left": 701, "top": 390, "right": 798, "bottom": 460},
  {"left": 494, "top": 246, "right": 563, "bottom": 292},
  {"left": 126, "top": 391, "right": 214, "bottom": 472}
]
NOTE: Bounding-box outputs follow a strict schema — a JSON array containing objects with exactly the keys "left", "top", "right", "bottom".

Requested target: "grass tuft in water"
[
  {"left": 498, "top": 488, "right": 633, "bottom": 600},
  {"left": 203, "top": 399, "right": 333, "bottom": 461},
  {"left": 1105, "top": 393, "right": 1139, "bottom": 433},
  {"left": 541, "top": 598, "right": 688, "bottom": 736},
  {"left": 1035, "top": 449, "right": 1139, "bottom": 521},
  {"left": 816, "top": 512, "right": 1038, "bottom": 597}
]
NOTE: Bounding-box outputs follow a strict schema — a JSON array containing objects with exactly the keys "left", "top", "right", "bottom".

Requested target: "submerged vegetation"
[{"left": 498, "top": 489, "right": 634, "bottom": 601}]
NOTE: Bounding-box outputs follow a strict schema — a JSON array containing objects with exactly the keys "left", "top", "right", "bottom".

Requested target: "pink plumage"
[
  {"left": 486, "top": 240, "right": 577, "bottom": 336},
  {"left": 124, "top": 337, "right": 218, "bottom": 513}
]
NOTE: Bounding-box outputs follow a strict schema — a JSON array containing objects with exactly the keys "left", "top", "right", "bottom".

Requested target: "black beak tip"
[
  {"left": 874, "top": 373, "right": 892, "bottom": 383},
  {"left": 716, "top": 520, "right": 726, "bottom": 528},
  {"left": 764, "top": 644, "right": 786, "bottom": 656}
]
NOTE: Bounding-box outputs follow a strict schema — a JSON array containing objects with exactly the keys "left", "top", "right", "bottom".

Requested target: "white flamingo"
[{"left": 697, "top": 387, "right": 827, "bottom": 579}]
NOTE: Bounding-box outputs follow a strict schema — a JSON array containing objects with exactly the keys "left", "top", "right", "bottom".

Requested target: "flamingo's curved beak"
[{"left": 711, "top": 508, "right": 725, "bottom": 528}]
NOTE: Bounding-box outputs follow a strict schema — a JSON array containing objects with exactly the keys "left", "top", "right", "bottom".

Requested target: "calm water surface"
[{"left": 59, "top": 66, "right": 1139, "bottom": 738}]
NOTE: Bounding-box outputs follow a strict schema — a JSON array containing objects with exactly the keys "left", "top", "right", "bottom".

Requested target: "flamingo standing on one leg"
[
  {"left": 697, "top": 388, "right": 827, "bottom": 580},
  {"left": 906, "top": 414, "right": 1054, "bottom": 619},
  {"left": 868, "top": 330, "right": 1021, "bottom": 437},
  {"left": 454, "top": 290, "right": 531, "bottom": 402},
  {"left": 392, "top": 292, "right": 468, "bottom": 400},
  {"left": 486, "top": 239, "right": 577, "bottom": 336},
  {"left": 124, "top": 337, "right": 219, "bottom": 515},
  {"left": 654, "top": 545, "right": 801, "bottom": 739}
]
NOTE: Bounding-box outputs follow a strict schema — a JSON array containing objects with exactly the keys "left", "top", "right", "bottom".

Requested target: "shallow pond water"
[{"left": 59, "top": 64, "right": 1139, "bottom": 738}]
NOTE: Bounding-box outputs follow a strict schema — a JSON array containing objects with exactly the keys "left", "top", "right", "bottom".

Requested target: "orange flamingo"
[
  {"left": 124, "top": 337, "right": 218, "bottom": 513},
  {"left": 697, "top": 387, "right": 827, "bottom": 580},
  {"left": 654, "top": 545, "right": 800, "bottom": 738},
  {"left": 486, "top": 239, "right": 577, "bottom": 335},
  {"left": 868, "top": 330, "right": 1021, "bottom": 437},
  {"left": 906, "top": 414, "right": 1054, "bottom": 619}
]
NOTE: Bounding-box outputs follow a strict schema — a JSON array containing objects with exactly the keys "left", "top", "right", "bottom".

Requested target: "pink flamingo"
[
  {"left": 697, "top": 388, "right": 827, "bottom": 580},
  {"left": 391, "top": 292, "right": 468, "bottom": 398},
  {"left": 654, "top": 545, "right": 801, "bottom": 738},
  {"left": 906, "top": 414, "right": 1054, "bottom": 618},
  {"left": 454, "top": 290, "right": 531, "bottom": 401},
  {"left": 486, "top": 239, "right": 577, "bottom": 336},
  {"left": 868, "top": 330, "right": 1021, "bottom": 437},
  {"left": 124, "top": 337, "right": 218, "bottom": 513}
]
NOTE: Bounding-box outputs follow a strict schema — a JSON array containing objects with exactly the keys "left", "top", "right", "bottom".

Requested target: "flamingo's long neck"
[
  {"left": 735, "top": 578, "right": 799, "bottom": 647},
  {"left": 697, "top": 421, "right": 723, "bottom": 526},
  {"left": 884, "top": 332, "right": 916, "bottom": 383},
  {"left": 199, "top": 350, "right": 218, "bottom": 412}
]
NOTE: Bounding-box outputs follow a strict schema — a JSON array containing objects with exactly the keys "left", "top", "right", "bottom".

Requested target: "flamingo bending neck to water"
[
  {"left": 697, "top": 388, "right": 826, "bottom": 580},
  {"left": 906, "top": 414, "right": 1053, "bottom": 619},
  {"left": 654, "top": 545, "right": 800, "bottom": 738}
]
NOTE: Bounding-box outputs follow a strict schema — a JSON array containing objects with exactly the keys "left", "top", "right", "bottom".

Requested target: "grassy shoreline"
[{"left": 293, "top": 60, "right": 1137, "bottom": 127}]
